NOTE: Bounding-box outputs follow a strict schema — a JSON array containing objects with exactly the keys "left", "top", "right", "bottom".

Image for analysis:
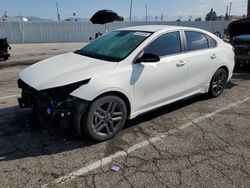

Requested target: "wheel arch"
[
  {"left": 219, "top": 65, "right": 229, "bottom": 79},
  {"left": 210, "top": 65, "right": 229, "bottom": 84},
  {"left": 208, "top": 65, "right": 229, "bottom": 97},
  {"left": 93, "top": 91, "right": 132, "bottom": 118},
  {"left": 207, "top": 65, "right": 230, "bottom": 93}
]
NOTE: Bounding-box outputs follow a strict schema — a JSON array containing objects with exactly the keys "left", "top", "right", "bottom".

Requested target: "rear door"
[{"left": 184, "top": 31, "right": 218, "bottom": 92}]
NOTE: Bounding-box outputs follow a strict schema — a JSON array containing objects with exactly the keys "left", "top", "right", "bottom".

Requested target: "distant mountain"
[
  {"left": 64, "top": 17, "right": 90, "bottom": 22},
  {"left": 24, "top": 16, "right": 54, "bottom": 21}
]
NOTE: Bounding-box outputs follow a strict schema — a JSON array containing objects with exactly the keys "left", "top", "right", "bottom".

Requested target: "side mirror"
[{"left": 136, "top": 53, "right": 160, "bottom": 64}]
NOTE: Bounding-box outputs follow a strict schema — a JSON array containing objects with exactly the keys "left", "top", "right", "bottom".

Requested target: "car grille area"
[
  {"left": 17, "top": 79, "right": 38, "bottom": 108},
  {"left": 233, "top": 44, "right": 250, "bottom": 64},
  {"left": 17, "top": 79, "right": 75, "bottom": 120}
]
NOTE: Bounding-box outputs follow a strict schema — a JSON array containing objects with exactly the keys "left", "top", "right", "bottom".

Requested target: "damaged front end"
[
  {"left": 17, "top": 79, "right": 90, "bottom": 123},
  {"left": 228, "top": 18, "right": 250, "bottom": 65}
]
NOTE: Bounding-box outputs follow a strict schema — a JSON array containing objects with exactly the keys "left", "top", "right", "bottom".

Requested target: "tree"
[
  {"left": 117, "top": 16, "right": 124, "bottom": 21},
  {"left": 205, "top": 9, "right": 217, "bottom": 21},
  {"left": 195, "top": 17, "right": 202, "bottom": 21},
  {"left": 2, "top": 11, "right": 8, "bottom": 21}
]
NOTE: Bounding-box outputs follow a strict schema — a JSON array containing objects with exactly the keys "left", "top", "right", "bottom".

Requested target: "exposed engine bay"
[{"left": 17, "top": 79, "right": 89, "bottom": 131}]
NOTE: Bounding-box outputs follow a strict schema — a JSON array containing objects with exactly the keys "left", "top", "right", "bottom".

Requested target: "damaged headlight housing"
[{"left": 43, "top": 78, "right": 91, "bottom": 102}]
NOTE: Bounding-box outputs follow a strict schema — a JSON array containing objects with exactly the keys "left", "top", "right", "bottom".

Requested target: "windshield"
[
  {"left": 75, "top": 30, "right": 152, "bottom": 62},
  {"left": 235, "top": 34, "right": 250, "bottom": 40}
]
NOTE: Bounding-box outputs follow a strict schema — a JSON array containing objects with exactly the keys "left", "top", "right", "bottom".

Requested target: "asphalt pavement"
[{"left": 0, "top": 45, "right": 249, "bottom": 188}]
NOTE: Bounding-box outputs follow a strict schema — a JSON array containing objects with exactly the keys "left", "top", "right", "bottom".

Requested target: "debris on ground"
[{"left": 111, "top": 164, "right": 121, "bottom": 172}]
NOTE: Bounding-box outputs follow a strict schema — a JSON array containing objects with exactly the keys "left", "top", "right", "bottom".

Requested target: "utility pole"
[
  {"left": 160, "top": 14, "right": 164, "bottom": 21},
  {"left": 226, "top": 5, "right": 229, "bottom": 15},
  {"left": 129, "top": 0, "right": 133, "bottom": 22},
  {"left": 146, "top": 4, "right": 148, "bottom": 21},
  {"left": 188, "top": 15, "right": 192, "bottom": 21},
  {"left": 229, "top": 2, "right": 232, "bottom": 16},
  {"left": 178, "top": 13, "right": 183, "bottom": 21},
  {"left": 248, "top": 0, "right": 250, "bottom": 18},
  {"left": 56, "top": 2, "right": 61, "bottom": 21}
]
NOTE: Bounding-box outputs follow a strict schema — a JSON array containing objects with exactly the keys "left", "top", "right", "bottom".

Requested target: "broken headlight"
[{"left": 43, "top": 79, "right": 91, "bottom": 102}]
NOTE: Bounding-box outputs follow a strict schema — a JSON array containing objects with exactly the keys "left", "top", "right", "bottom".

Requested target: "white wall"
[{"left": 0, "top": 21, "right": 230, "bottom": 44}]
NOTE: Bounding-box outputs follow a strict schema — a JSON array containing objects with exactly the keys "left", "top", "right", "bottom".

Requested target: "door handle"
[
  {"left": 210, "top": 54, "right": 217, "bottom": 59},
  {"left": 176, "top": 61, "right": 186, "bottom": 67}
]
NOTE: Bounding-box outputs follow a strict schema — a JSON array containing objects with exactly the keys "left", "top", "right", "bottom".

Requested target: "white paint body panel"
[
  {"left": 19, "top": 52, "right": 118, "bottom": 90},
  {"left": 19, "top": 25, "right": 235, "bottom": 119}
]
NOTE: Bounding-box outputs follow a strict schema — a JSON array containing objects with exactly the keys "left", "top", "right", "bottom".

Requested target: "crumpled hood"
[
  {"left": 19, "top": 52, "right": 117, "bottom": 90},
  {"left": 228, "top": 18, "right": 250, "bottom": 39}
]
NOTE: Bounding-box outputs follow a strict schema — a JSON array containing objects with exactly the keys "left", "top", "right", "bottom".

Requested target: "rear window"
[
  {"left": 206, "top": 35, "right": 217, "bottom": 48},
  {"left": 185, "top": 31, "right": 209, "bottom": 51}
]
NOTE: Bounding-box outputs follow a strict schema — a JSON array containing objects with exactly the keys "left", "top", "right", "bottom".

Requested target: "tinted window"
[
  {"left": 77, "top": 31, "right": 151, "bottom": 62},
  {"left": 144, "top": 32, "right": 181, "bottom": 57},
  {"left": 206, "top": 35, "right": 217, "bottom": 48},
  {"left": 185, "top": 31, "right": 209, "bottom": 51}
]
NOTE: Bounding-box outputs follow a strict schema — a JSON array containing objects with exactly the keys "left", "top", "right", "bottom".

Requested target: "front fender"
[{"left": 70, "top": 69, "right": 134, "bottom": 113}]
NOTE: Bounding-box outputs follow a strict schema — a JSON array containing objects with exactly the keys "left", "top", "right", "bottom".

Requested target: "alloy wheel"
[
  {"left": 212, "top": 70, "right": 227, "bottom": 96},
  {"left": 92, "top": 101, "right": 123, "bottom": 136}
]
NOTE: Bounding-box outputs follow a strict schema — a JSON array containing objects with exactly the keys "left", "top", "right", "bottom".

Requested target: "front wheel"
[
  {"left": 208, "top": 68, "right": 228, "bottom": 97},
  {"left": 80, "top": 95, "right": 127, "bottom": 141}
]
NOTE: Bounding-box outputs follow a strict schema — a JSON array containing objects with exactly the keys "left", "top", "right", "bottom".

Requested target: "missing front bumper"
[{"left": 17, "top": 79, "right": 88, "bottom": 120}]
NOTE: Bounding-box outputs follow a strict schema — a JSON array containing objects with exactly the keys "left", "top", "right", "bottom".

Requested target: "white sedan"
[{"left": 18, "top": 25, "right": 235, "bottom": 141}]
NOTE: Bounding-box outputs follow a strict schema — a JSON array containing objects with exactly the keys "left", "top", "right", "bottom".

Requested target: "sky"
[{"left": 0, "top": 0, "right": 248, "bottom": 21}]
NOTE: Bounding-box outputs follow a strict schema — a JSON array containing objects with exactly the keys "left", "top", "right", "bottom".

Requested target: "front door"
[{"left": 132, "top": 31, "right": 188, "bottom": 112}]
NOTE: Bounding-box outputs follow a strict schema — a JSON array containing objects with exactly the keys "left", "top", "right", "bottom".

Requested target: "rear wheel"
[
  {"left": 80, "top": 95, "right": 127, "bottom": 141},
  {"left": 209, "top": 68, "right": 228, "bottom": 97}
]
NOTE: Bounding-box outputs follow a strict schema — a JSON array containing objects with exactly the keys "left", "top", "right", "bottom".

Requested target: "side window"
[
  {"left": 185, "top": 31, "right": 209, "bottom": 51},
  {"left": 144, "top": 31, "right": 181, "bottom": 57},
  {"left": 206, "top": 35, "right": 217, "bottom": 48}
]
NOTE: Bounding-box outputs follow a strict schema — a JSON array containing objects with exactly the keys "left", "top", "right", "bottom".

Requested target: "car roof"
[{"left": 117, "top": 25, "right": 196, "bottom": 32}]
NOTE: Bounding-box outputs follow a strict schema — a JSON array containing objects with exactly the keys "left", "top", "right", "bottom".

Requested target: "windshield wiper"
[
  {"left": 74, "top": 50, "right": 121, "bottom": 62},
  {"left": 75, "top": 50, "right": 96, "bottom": 58},
  {"left": 74, "top": 50, "right": 84, "bottom": 55}
]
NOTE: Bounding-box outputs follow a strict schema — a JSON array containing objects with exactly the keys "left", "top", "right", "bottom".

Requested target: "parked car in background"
[
  {"left": 18, "top": 25, "right": 235, "bottom": 141},
  {"left": 228, "top": 18, "right": 250, "bottom": 66}
]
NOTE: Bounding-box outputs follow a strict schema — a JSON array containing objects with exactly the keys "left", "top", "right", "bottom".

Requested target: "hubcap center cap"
[{"left": 103, "top": 113, "right": 111, "bottom": 122}]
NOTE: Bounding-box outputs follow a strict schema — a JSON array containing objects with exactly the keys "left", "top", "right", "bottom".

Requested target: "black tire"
[
  {"left": 3, "top": 56, "right": 8, "bottom": 61},
  {"left": 208, "top": 68, "right": 228, "bottom": 97},
  {"left": 80, "top": 95, "right": 127, "bottom": 141}
]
